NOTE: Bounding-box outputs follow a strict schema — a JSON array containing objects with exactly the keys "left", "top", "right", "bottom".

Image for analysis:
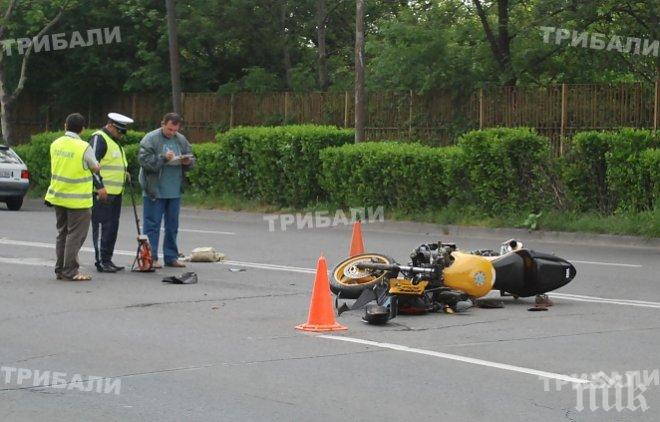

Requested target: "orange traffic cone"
[
  {"left": 296, "top": 256, "right": 347, "bottom": 332},
  {"left": 349, "top": 220, "right": 364, "bottom": 257}
]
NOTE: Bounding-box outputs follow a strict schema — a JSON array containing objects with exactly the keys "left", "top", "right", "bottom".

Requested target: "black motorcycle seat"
[{"left": 491, "top": 249, "right": 575, "bottom": 297}]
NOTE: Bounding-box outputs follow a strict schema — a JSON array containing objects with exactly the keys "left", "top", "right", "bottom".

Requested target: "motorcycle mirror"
[{"left": 500, "top": 239, "right": 523, "bottom": 255}]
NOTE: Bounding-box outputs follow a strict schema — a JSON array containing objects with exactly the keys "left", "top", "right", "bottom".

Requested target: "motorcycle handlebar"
[
  {"left": 356, "top": 262, "right": 397, "bottom": 271},
  {"left": 356, "top": 262, "right": 435, "bottom": 274}
]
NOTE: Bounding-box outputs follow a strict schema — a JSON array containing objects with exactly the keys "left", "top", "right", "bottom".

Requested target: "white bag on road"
[{"left": 189, "top": 247, "right": 225, "bottom": 262}]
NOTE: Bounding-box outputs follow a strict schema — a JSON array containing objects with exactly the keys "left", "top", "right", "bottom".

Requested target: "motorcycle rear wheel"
[{"left": 331, "top": 253, "right": 396, "bottom": 299}]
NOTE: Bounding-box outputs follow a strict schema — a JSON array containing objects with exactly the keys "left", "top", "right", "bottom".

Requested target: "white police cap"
[{"left": 108, "top": 113, "right": 134, "bottom": 126}]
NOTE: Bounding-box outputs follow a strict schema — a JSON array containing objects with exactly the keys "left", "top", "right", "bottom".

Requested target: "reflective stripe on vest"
[
  {"left": 95, "top": 130, "right": 127, "bottom": 195},
  {"left": 45, "top": 136, "right": 93, "bottom": 209},
  {"left": 50, "top": 174, "right": 93, "bottom": 184}
]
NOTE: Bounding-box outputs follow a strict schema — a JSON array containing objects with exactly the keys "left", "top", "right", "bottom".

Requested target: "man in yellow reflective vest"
[
  {"left": 45, "top": 113, "right": 101, "bottom": 281},
  {"left": 89, "top": 113, "right": 134, "bottom": 273}
]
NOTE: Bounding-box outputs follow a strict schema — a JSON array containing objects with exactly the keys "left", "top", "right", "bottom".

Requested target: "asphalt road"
[{"left": 0, "top": 199, "right": 659, "bottom": 421}]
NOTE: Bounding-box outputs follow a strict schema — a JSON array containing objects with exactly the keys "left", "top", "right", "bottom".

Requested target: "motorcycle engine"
[{"left": 410, "top": 242, "right": 455, "bottom": 269}]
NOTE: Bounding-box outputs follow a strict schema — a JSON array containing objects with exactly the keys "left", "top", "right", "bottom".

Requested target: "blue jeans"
[{"left": 143, "top": 197, "right": 181, "bottom": 264}]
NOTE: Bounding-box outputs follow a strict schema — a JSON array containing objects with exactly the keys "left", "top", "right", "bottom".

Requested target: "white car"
[{"left": 0, "top": 145, "right": 29, "bottom": 211}]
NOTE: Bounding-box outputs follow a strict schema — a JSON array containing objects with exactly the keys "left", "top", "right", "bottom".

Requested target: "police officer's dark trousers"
[{"left": 92, "top": 194, "right": 122, "bottom": 266}]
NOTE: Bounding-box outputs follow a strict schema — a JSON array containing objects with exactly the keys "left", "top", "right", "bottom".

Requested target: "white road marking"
[
  {"left": 319, "top": 335, "right": 589, "bottom": 384},
  {"left": 572, "top": 260, "right": 641, "bottom": 268},
  {"left": 549, "top": 293, "right": 660, "bottom": 309},
  {"left": 0, "top": 257, "right": 53, "bottom": 267},
  {"left": 0, "top": 238, "right": 642, "bottom": 269},
  {"left": 161, "top": 228, "right": 236, "bottom": 236},
  {"left": 0, "top": 238, "right": 135, "bottom": 257},
  {"left": 222, "top": 260, "right": 316, "bottom": 274},
  {"left": 0, "top": 238, "right": 314, "bottom": 274},
  {"left": 1, "top": 238, "right": 657, "bottom": 309},
  {"left": 0, "top": 239, "right": 55, "bottom": 249}
]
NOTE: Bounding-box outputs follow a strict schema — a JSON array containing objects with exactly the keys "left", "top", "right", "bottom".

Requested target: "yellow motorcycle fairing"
[
  {"left": 442, "top": 252, "right": 496, "bottom": 298},
  {"left": 388, "top": 278, "right": 429, "bottom": 295}
]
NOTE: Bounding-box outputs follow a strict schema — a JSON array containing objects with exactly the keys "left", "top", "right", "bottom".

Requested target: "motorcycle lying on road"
[{"left": 331, "top": 239, "right": 577, "bottom": 324}]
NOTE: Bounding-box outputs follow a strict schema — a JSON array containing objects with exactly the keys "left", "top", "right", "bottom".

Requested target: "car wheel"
[{"left": 6, "top": 196, "right": 23, "bottom": 211}]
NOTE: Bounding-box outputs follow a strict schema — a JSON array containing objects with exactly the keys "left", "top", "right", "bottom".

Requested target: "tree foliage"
[{"left": 0, "top": 0, "right": 656, "bottom": 112}]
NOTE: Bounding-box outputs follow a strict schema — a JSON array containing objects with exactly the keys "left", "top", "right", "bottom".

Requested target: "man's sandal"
[{"left": 61, "top": 273, "right": 92, "bottom": 281}]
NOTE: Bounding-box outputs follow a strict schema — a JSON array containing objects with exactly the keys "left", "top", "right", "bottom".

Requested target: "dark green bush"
[
  {"left": 319, "top": 142, "right": 461, "bottom": 210},
  {"left": 216, "top": 125, "right": 353, "bottom": 206},
  {"left": 187, "top": 143, "right": 235, "bottom": 195},
  {"left": 640, "top": 148, "right": 660, "bottom": 210},
  {"left": 441, "top": 146, "right": 471, "bottom": 204},
  {"left": 15, "top": 123, "right": 655, "bottom": 228},
  {"left": 458, "top": 128, "right": 555, "bottom": 215},
  {"left": 12, "top": 143, "right": 47, "bottom": 192},
  {"left": 605, "top": 129, "right": 659, "bottom": 212},
  {"left": 24, "top": 129, "right": 144, "bottom": 147},
  {"left": 124, "top": 144, "right": 140, "bottom": 181},
  {"left": 562, "top": 129, "right": 658, "bottom": 213},
  {"left": 13, "top": 130, "right": 145, "bottom": 192},
  {"left": 561, "top": 131, "right": 613, "bottom": 213}
]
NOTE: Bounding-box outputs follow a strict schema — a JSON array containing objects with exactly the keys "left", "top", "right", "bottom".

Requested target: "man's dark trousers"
[{"left": 92, "top": 194, "right": 122, "bottom": 266}]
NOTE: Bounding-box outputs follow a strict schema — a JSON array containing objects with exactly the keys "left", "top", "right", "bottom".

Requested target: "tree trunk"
[
  {"left": 496, "top": 0, "right": 516, "bottom": 86},
  {"left": 472, "top": 0, "right": 516, "bottom": 86},
  {"left": 0, "top": 62, "right": 14, "bottom": 145},
  {"left": 0, "top": 99, "right": 12, "bottom": 145},
  {"left": 655, "top": 65, "right": 659, "bottom": 132},
  {"left": 283, "top": 48, "right": 293, "bottom": 90},
  {"left": 0, "top": 54, "right": 12, "bottom": 146},
  {"left": 0, "top": 1, "right": 65, "bottom": 145},
  {"left": 166, "top": 0, "right": 182, "bottom": 114},
  {"left": 316, "top": 0, "right": 329, "bottom": 91},
  {"left": 355, "top": 0, "right": 366, "bottom": 143},
  {"left": 280, "top": 3, "right": 293, "bottom": 90}
]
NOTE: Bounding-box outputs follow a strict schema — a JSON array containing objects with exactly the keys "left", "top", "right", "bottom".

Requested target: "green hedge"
[
  {"left": 562, "top": 129, "right": 658, "bottom": 213},
  {"left": 12, "top": 125, "right": 658, "bottom": 221},
  {"left": 216, "top": 125, "right": 353, "bottom": 206},
  {"left": 13, "top": 130, "right": 145, "bottom": 192},
  {"left": 186, "top": 143, "right": 234, "bottom": 195},
  {"left": 319, "top": 142, "right": 461, "bottom": 210},
  {"left": 457, "top": 128, "right": 555, "bottom": 215},
  {"left": 561, "top": 131, "right": 613, "bottom": 212},
  {"left": 640, "top": 148, "right": 660, "bottom": 210},
  {"left": 124, "top": 144, "right": 140, "bottom": 181},
  {"left": 13, "top": 141, "right": 52, "bottom": 192},
  {"left": 606, "top": 129, "right": 659, "bottom": 212},
  {"left": 21, "top": 129, "right": 144, "bottom": 148}
]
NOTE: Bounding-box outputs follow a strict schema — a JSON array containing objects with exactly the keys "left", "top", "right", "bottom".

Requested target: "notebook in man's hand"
[{"left": 166, "top": 154, "right": 195, "bottom": 165}]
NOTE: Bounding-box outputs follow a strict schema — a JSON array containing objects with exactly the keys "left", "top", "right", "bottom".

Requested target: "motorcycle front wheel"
[{"left": 331, "top": 253, "right": 396, "bottom": 299}]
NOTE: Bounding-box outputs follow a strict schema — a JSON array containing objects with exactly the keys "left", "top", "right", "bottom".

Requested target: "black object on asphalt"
[
  {"left": 475, "top": 298, "right": 505, "bottom": 309},
  {"left": 162, "top": 272, "right": 198, "bottom": 285},
  {"left": 362, "top": 304, "right": 390, "bottom": 325},
  {"left": 528, "top": 305, "right": 549, "bottom": 312}
]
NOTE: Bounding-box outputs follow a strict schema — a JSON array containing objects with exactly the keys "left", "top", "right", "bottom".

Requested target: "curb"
[
  {"left": 354, "top": 220, "right": 660, "bottom": 249},
  {"left": 176, "top": 204, "right": 660, "bottom": 249}
]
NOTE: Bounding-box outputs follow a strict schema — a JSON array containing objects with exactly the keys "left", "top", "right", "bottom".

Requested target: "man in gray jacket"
[{"left": 138, "top": 112, "right": 194, "bottom": 268}]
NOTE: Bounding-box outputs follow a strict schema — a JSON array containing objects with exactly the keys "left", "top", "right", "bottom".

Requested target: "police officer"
[
  {"left": 90, "top": 113, "right": 134, "bottom": 273},
  {"left": 45, "top": 113, "right": 100, "bottom": 281}
]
